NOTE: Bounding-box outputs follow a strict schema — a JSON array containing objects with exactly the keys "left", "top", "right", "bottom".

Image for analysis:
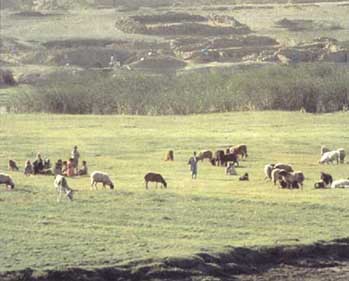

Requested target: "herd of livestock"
[{"left": 0, "top": 144, "right": 349, "bottom": 201}]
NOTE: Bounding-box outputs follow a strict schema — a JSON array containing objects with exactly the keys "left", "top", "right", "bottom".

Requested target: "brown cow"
[{"left": 229, "top": 144, "right": 248, "bottom": 159}]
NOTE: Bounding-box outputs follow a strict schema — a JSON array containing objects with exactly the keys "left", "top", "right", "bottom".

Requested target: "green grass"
[{"left": 1, "top": 111, "right": 349, "bottom": 272}]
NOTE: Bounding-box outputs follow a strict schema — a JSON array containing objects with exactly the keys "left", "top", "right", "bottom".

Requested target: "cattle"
[
  {"left": 197, "top": 150, "right": 213, "bottom": 162},
  {"left": 229, "top": 144, "right": 248, "bottom": 159},
  {"left": 221, "top": 153, "right": 239, "bottom": 167},
  {"left": 8, "top": 160, "right": 19, "bottom": 171},
  {"left": 90, "top": 171, "right": 114, "bottom": 190},
  {"left": 319, "top": 151, "right": 339, "bottom": 164},
  {"left": 320, "top": 172, "right": 333, "bottom": 187},
  {"left": 0, "top": 173, "right": 15, "bottom": 190},
  {"left": 279, "top": 170, "right": 305, "bottom": 189},
  {"left": 144, "top": 172, "right": 167, "bottom": 189},
  {"left": 214, "top": 150, "right": 225, "bottom": 166},
  {"left": 54, "top": 175, "right": 73, "bottom": 202}
]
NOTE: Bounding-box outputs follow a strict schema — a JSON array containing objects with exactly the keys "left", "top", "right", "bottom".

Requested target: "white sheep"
[
  {"left": 0, "top": 173, "right": 15, "bottom": 189},
  {"left": 54, "top": 175, "right": 73, "bottom": 202},
  {"left": 90, "top": 171, "right": 114, "bottom": 190},
  {"left": 264, "top": 164, "right": 275, "bottom": 180},
  {"left": 271, "top": 168, "right": 285, "bottom": 185},
  {"left": 331, "top": 179, "right": 349, "bottom": 189},
  {"left": 321, "top": 145, "right": 330, "bottom": 155},
  {"left": 319, "top": 150, "right": 339, "bottom": 164}
]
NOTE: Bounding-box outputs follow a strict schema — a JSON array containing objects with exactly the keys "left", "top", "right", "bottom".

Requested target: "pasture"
[{"left": 1, "top": 111, "right": 349, "bottom": 273}]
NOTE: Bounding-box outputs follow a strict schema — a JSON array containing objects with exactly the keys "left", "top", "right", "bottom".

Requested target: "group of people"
[{"left": 24, "top": 146, "right": 88, "bottom": 177}]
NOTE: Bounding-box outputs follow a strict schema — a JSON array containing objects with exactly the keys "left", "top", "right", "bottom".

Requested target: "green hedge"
[{"left": 10, "top": 63, "right": 349, "bottom": 114}]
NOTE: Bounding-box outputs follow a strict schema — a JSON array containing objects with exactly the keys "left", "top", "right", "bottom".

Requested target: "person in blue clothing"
[{"left": 188, "top": 151, "right": 199, "bottom": 179}]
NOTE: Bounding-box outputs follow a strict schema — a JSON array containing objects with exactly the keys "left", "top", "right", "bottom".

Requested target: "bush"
[{"left": 9, "top": 63, "right": 349, "bottom": 114}]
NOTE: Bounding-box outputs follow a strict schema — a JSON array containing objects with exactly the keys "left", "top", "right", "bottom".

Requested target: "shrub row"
[{"left": 9, "top": 63, "right": 349, "bottom": 114}]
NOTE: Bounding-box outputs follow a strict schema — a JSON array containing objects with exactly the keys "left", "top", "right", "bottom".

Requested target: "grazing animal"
[
  {"left": 279, "top": 170, "right": 305, "bottom": 189},
  {"left": 221, "top": 153, "right": 239, "bottom": 167},
  {"left": 239, "top": 173, "right": 249, "bottom": 181},
  {"left": 164, "top": 150, "right": 174, "bottom": 161},
  {"left": 271, "top": 168, "right": 284, "bottom": 185},
  {"left": 90, "top": 171, "right": 114, "bottom": 190},
  {"left": 214, "top": 150, "right": 225, "bottom": 166},
  {"left": 225, "top": 162, "right": 237, "bottom": 175},
  {"left": 43, "top": 159, "right": 51, "bottom": 169},
  {"left": 24, "top": 160, "right": 33, "bottom": 176},
  {"left": 264, "top": 164, "right": 275, "bottom": 180},
  {"left": 314, "top": 181, "right": 326, "bottom": 189},
  {"left": 331, "top": 179, "right": 349, "bottom": 188},
  {"left": 278, "top": 179, "right": 288, "bottom": 189},
  {"left": 197, "top": 150, "right": 213, "bottom": 161},
  {"left": 319, "top": 151, "right": 339, "bottom": 164},
  {"left": 144, "top": 172, "right": 167, "bottom": 189},
  {"left": 0, "top": 173, "right": 15, "bottom": 189},
  {"left": 320, "top": 172, "right": 333, "bottom": 187},
  {"left": 321, "top": 145, "right": 330, "bottom": 155},
  {"left": 8, "top": 160, "right": 19, "bottom": 171},
  {"left": 54, "top": 175, "right": 73, "bottom": 202},
  {"left": 274, "top": 163, "right": 293, "bottom": 173},
  {"left": 338, "top": 148, "right": 346, "bottom": 164},
  {"left": 229, "top": 144, "right": 248, "bottom": 159}
]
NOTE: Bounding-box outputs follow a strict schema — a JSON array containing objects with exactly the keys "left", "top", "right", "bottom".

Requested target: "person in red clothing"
[{"left": 66, "top": 158, "right": 75, "bottom": 177}]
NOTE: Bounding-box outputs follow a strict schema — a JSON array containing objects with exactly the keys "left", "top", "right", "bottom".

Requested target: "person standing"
[
  {"left": 71, "top": 145, "right": 80, "bottom": 174},
  {"left": 188, "top": 151, "right": 199, "bottom": 179}
]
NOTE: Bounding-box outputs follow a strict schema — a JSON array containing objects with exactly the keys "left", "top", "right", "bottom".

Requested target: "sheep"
[
  {"left": 264, "top": 164, "right": 275, "bottom": 180},
  {"left": 24, "top": 160, "right": 33, "bottom": 176},
  {"left": 90, "top": 171, "right": 114, "bottom": 190},
  {"left": 164, "top": 150, "right": 174, "bottom": 161},
  {"left": 321, "top": 145, "right": 330, "bottom": 155},
  {"left": 279, "top": 170, "right": 305, "bottom": 189},
  {"left": 225, "top": 162, "right": 237, "bottom": 175},
  {"left": 331, "top": 179, "right": 349, "bottom": 189},
  {"left": 319, "top": 150, "right": 339, "bottom": 164},
  {"left": 54, "top": 175, "right": 73, "bottom": 202},
  {"left": 229, "top": 144, "right": 248, "bottom": 159},
  {"left": 314, "top": 181, "right": 326, "bottom": 189},
  {"left": 274, "top": 163, "right": 293, "bottom": 173},
  {"left": 144, "top": 172, "right": 167, "bottom": 189},
  {"left": 338, "top": 148, "right": 346, "bottom": 164},
  {"left": 8, "top": 160, "right": 19, "bottom": 171},
  {"left": 197, "top": 150, "right": 213, "bottom": 162},
  {"left": 239, "top": 173, "right": 249, "bottom": 181},
  {"left": 271, "top": 168, "right": 285, "bottom": 185},
  {"left": 320, "top": 172, "right": 333, "bottom": 187},
  {"left": 0, "top": 173, "right": 15, "bottom": 190}
]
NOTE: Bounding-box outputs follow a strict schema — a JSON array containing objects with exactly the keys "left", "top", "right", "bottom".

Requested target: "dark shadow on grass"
[{"left": 2, "top": 238, "right": 349, "bottom": 281}]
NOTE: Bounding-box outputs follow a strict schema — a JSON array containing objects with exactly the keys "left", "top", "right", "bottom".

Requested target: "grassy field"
[{"left": 1, "top": 111, "right": 349, "bottom": 272}]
